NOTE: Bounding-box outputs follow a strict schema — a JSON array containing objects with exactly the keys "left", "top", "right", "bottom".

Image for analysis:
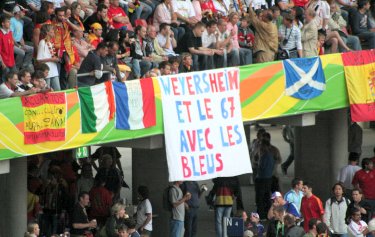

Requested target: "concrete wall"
[
  {"left": 295, "top": 109, "right": 348, "bottom": 201},
  {"left": 0, "top": 157, "right": 27, "bottom": 237},
  {"left": 132, "top": 148, "right": 170, "bottom": 237}
]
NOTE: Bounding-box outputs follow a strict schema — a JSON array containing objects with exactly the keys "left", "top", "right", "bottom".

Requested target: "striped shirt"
[{"left": 279, "top": 25, "right": 303, "bottom": 50}]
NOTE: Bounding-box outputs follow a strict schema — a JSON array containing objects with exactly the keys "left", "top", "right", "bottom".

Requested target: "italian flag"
[{"left": 78, "top": 81, "right": 115, "bottom": 133}]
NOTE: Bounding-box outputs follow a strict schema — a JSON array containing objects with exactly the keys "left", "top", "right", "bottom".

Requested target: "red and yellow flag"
[
  {"left": 21, "top": 92, "right": 67, "bottom": 144},
  {"left": 342, "top": 50, "right": 375, "bottom": 122}
]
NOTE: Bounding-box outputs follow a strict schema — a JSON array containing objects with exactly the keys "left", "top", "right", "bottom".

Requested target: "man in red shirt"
[
  {"left": 301, "top": 181, "right": 324, "bottom": 232},
  {"left": 0, "top": 15, "right": 16, "bottom": 79},
  {"left": 108, "top": 0, "right": 133, "bottom": 31},
  {"left": 352, "top": 158, "right": 375, "bottom": 209}
]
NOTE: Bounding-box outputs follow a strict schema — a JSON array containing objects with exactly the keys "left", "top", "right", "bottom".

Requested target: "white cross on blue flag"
[{"left": 283, "top": 57, "right": 326, "bottom": 100}]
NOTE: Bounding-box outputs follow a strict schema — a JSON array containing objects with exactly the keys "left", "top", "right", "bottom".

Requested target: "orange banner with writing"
[{"left": 21, "top": 92, "right": 67, "bottom": 144}]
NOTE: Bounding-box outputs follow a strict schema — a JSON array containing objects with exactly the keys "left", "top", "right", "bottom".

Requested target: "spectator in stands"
[
  {"left": 305, "top": 0, "right": 330, "bottom": 31},
  {"left": 69, "top": 2, "right": 85, "bottom": 31},
  {"left": 284, "top": 214, "right": 305, "bottom": 237},
  {"left": 145, "top": 25, "right": 169, "bottom": 63},
  {"left": 212, "top": 0, "right": 230, "bottom": 17},
  {"left": 159, "top": 61, "right": 172, "bottom": 75},
  {"left": 77, "top": 42, "right": 108, "bottom": 87},
  {"left": 0, "top": 72, "right": 39, "bottom": 99},
  {"left": 228, "top": 12, "right": 252, "bottom": 65},
  {"left": 156, "top": 23, "right": 179, "bottom": 57},
  {"left": 345, "top": 188, "right": 372, "bottom": 224},
  {"left": 202, "top": 20, "right": 219, "bottom": 49},
  {"left": 301, "top": 182, "right": 324, "bottom": 232},
  {"left": 31, "top": 70, "right": 49, "bottom": 91},
  {"left": 248, "top": 6, "right": 278, "bottom": 63},
  {"left": 131, "top": 25, "right": 156, "bottom": 78},
  {"left": 11, "top": 6, "right": 34, "bottom": 72},
  {"left": 266, "top": 205, "right": 286, "bottom": 237},
  {"left": 18, "top": 69, "right": 34, "bottom": 91},
  {"left": 179, "top": 53, "right": 194, "bottom": 73},
  {"left": 169, "top": 57, "right": 180, "bottom": 74},
  {"left": 216, "top": 18, "right": 237, "bottom": 67},
  {"left": 153, "top": 0, "right": 185, "bottom": 41},
  {"left": 277, "top": 0, "right": 294, "bottom": 13},
  {"left": 238, "top": 17, "right": 255, "bottom": 53},
  {"left": 304, "top": 218, "right": 320, "bottom": 237},
  {"left": 102, "top": 41, "right": 122, "bottom": 81},
  {"left": 73, "top": 28, "right": 95, "bottom": 65},
  {"left": 108, "top": 0, "right": 133, "bottom": 31},
  {"left": 329, "top": 2, "right": 362, "bottom": 51},
  {"left": 84, "top": 4, "right": 110, "bottom": 37},
  {"left": 284, "top": 178, "right": 304, "bottom": 213},
  {"left": 37, "top": 24, "right": 61, "bottom": 91},
  {"left": 172, "top": 0, "right": 199, "bottom": 27},
  {"left": 278, "top": 14, "right": 303, "bottom": 58},
  {"left": 301, "top": 9, "right": 318, "bottom": 57},
  {"left": 352, "top": 158, "right": 375, "bottom": 210},
  {"left": 347, "top": 207, "right": 368, "bottom": 237},
  {"left": 32, "top": 9, "right": 52, "bottom": 53},
  {"left": 351, "top": 0, "right": 375, "bottom": 49},
  {"left": 318, "top": 30, "right": 326, "bottom": 55},
  {"left": 88, "top": 23, "right": 104, "bottom": 48},
  {"left": 0, "top": 15, "right": 16, "bottom": 78},
  {"left": 271, "top": 6, "right": 283, "bottom": 29}
]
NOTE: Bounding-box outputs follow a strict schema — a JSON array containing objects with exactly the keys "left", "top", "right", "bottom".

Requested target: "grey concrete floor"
[{"left": 93, "top": 124, "right": 375, "bottom": 237}]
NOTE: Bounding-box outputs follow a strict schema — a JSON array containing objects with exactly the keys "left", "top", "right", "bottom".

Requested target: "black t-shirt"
[
  {"left": 77, "top": 50, "right": 102, "bottom": 87},
  {"left": 178, "top": 29, "right": 202, "bottom": 54},
  {"left": 70, "top": 203, "right": 89, "bottom": 235},
  {"left": 84, "top": 14, "right": 109, "bottom": 36}
]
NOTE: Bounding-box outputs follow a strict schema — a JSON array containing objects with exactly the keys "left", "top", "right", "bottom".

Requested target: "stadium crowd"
[{"left": 1, "top": 0, "right": 375, "bottom": 98}]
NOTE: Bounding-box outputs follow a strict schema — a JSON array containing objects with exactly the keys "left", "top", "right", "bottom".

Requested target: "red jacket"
[{"left": 0, "top": 29, "right": 15, "bottom": 67}]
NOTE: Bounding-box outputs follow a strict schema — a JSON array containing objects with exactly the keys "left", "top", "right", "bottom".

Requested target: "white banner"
[{"left": 158, "top": 68, "right": 252, "bottom": 181}]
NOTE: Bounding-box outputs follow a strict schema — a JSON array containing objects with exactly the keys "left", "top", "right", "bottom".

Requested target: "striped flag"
[
  {"left": 342, "top": 50, "right": 375, "bottom": 122},
  {"left": 78, "top": 81, "right": 115, "bottom": 133},
  {"left": 113, "top": 79, "right": 156, "bottom": 130}
]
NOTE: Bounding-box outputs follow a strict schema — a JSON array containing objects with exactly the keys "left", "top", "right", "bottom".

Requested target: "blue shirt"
[
  {"left": 10, "top": 17, "right": 23, "bottom": 42},
  {"left": 284, "top": 189, "right": 303, "bottom": 212},
  {"left": 180, "top": 181, "right": 201, "bottom": 208}
]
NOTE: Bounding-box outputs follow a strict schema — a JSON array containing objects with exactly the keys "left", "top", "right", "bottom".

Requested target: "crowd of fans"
[{"left": 1, "top": 0, "right": 374, "bottom": 98}]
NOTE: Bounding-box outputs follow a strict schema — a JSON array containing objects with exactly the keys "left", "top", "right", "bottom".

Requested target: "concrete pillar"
[
  {"left": 295, "top": 109, "right": 348, "bottom": 201},
  {"left": 132, "top": 148, "right": 170, "bottom": 237},
  {"left": 0, "top": 157, "right": 27, "bottom": 237}
]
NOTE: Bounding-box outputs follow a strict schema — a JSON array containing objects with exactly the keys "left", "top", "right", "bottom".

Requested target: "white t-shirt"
[
  {"left": 136, "top": 198, "right": 152, "bottom": 231},
  {"left": 337, "top": 165, "right": 361, "bottom": 190},
  {"left": 157, "top": 33, "right": 176, "bottom": 55},
  {"left": 172, "top": 0, "right": 196, "bottom": 22},
  {"left": 202, "top": 30, "right": 217, "bottom": 48},
  {"left": 37, "top": 39, "right": 59, "bottom": 78},
  {"left": 212, "top": 0, "right": 231, "bottom": 16},
  {"left": 0, "top": 83, "right": 14, "bottom": 99},
  {"left": 348, "top": 220, "right": 367, "bottom": 237},
  {"left": 308, "top": 0, "right": 330, "bottom": 29}
]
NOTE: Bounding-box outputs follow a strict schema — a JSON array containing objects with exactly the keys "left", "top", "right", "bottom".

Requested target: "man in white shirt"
[
  {"left": 202, "top": 20, "right": 218, "bottom": 48},
  {"left": 348, "top": 208, "right": 368, "bottom": 237},
  {"left": 337, "top": 152, "right": 361, "bottom": 199},
  {"left": 216, "top": 18, "right": 238, "bottom": 67},
  {"left": 157, "top": 23, "right": 178, "bottom": 56},
  {"left": 172, "top": 0, "right": 199, "bottom": 25},
  {"left": 0, "top": 72, "right": 38, "bottom": 99}
]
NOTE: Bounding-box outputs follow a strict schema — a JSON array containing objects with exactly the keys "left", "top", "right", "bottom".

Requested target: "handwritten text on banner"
[
  {"left": 158, "top": 68, "right": 252, "bottom": 181},
  {"left": 22, "top": 92, "right": 67, "bottom": 144}
]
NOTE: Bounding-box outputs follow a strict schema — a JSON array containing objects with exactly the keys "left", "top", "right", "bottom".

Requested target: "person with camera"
[
  {"left": 169, "top": 181, "right": 192, "bottom": 237},
  {"left": 278, "top": 14, "right": 303, "bottom": 59}
]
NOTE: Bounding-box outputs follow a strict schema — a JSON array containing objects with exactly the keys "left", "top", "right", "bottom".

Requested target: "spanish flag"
[{"left": 342, "top": 50, "right": 375, "bottom": 122}]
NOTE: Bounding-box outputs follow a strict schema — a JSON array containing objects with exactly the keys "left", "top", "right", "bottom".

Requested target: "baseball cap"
[
  {"left": 91, "top": 23, "right": 103, "bottom": 30},
  {"left": 271, "top": 191, "right": 282, "bottom": 199},
  {"left": 368, "top": 218, "right": 375, "bottom": 232},
  {"left": 13, "top": 5, "right": 22, "bottom": 14}
]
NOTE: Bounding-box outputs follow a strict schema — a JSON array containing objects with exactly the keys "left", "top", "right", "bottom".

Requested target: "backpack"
[{"left": 162, "top": 185, "right": 175, "bottom": 211}]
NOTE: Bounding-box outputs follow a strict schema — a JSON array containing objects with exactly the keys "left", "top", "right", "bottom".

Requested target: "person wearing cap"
[
  {"left": 268, "top": 191, "right": 301, "bottom": 220},
  {"left": 250, "top": 212, "right": 265, "bottom": 237},
  {"left": 88, "top": 23, "right": 104, "bottom": 48},
  {"left": 84, "top": 3, "right": 110, "bottom": 37},
  {"left": 11, "top": 5, "right": 34, "bottom": 71},
  {"left": 278, "top": 13, "right": 302, "bottom": 59}
]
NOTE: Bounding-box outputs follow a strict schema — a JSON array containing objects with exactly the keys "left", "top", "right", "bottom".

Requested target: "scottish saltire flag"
[
  {"left": 113, "top": 79, "right": 156, "bottom": 130},
  {"left": 283, "top": 57, "right": 326, "bottom": 100}
]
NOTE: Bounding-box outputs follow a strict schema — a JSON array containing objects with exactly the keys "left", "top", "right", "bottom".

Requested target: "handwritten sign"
[
  {"left": 158, "top": 68, "right": 252, "bottom": 181},
  {"left": 22, "top": 92, "right": 67, "bottom": 144}
]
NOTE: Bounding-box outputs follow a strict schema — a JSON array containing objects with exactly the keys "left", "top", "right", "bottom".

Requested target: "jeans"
[
  {"left": 172, "top": 27, "right": 186, "bottom": 42},
  {"left": 170, "top": 219, "right": 184, "bottom": 237},
  {"left": 255, "top": 177, "right": 272, "bottom": 219},
  {"left": 239, "top": 48, "right": 252, "bottom": 66},
  {"left": 228, "top": 49, "right": 240, "bottom": 66},
  {"left": 14, "top": 45, "right": 34, "bottom": 70},
  {"left": 184, "top": 207, "right": 198, "bottom": 237},
  {"left": 357, "top": 32, "right": 375, "bottom": 49},
  {"left": 140, "top": 2, "right": 153, "bottom": 20},
  {"left": 343, "top": 35, "right": 362, "bottom": 51},
  {"left": 215, "top": 206, "right": 232, "bottom": 237},
  {"left": 46, "top": 76, "right": 61, "bottom": 91}
]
